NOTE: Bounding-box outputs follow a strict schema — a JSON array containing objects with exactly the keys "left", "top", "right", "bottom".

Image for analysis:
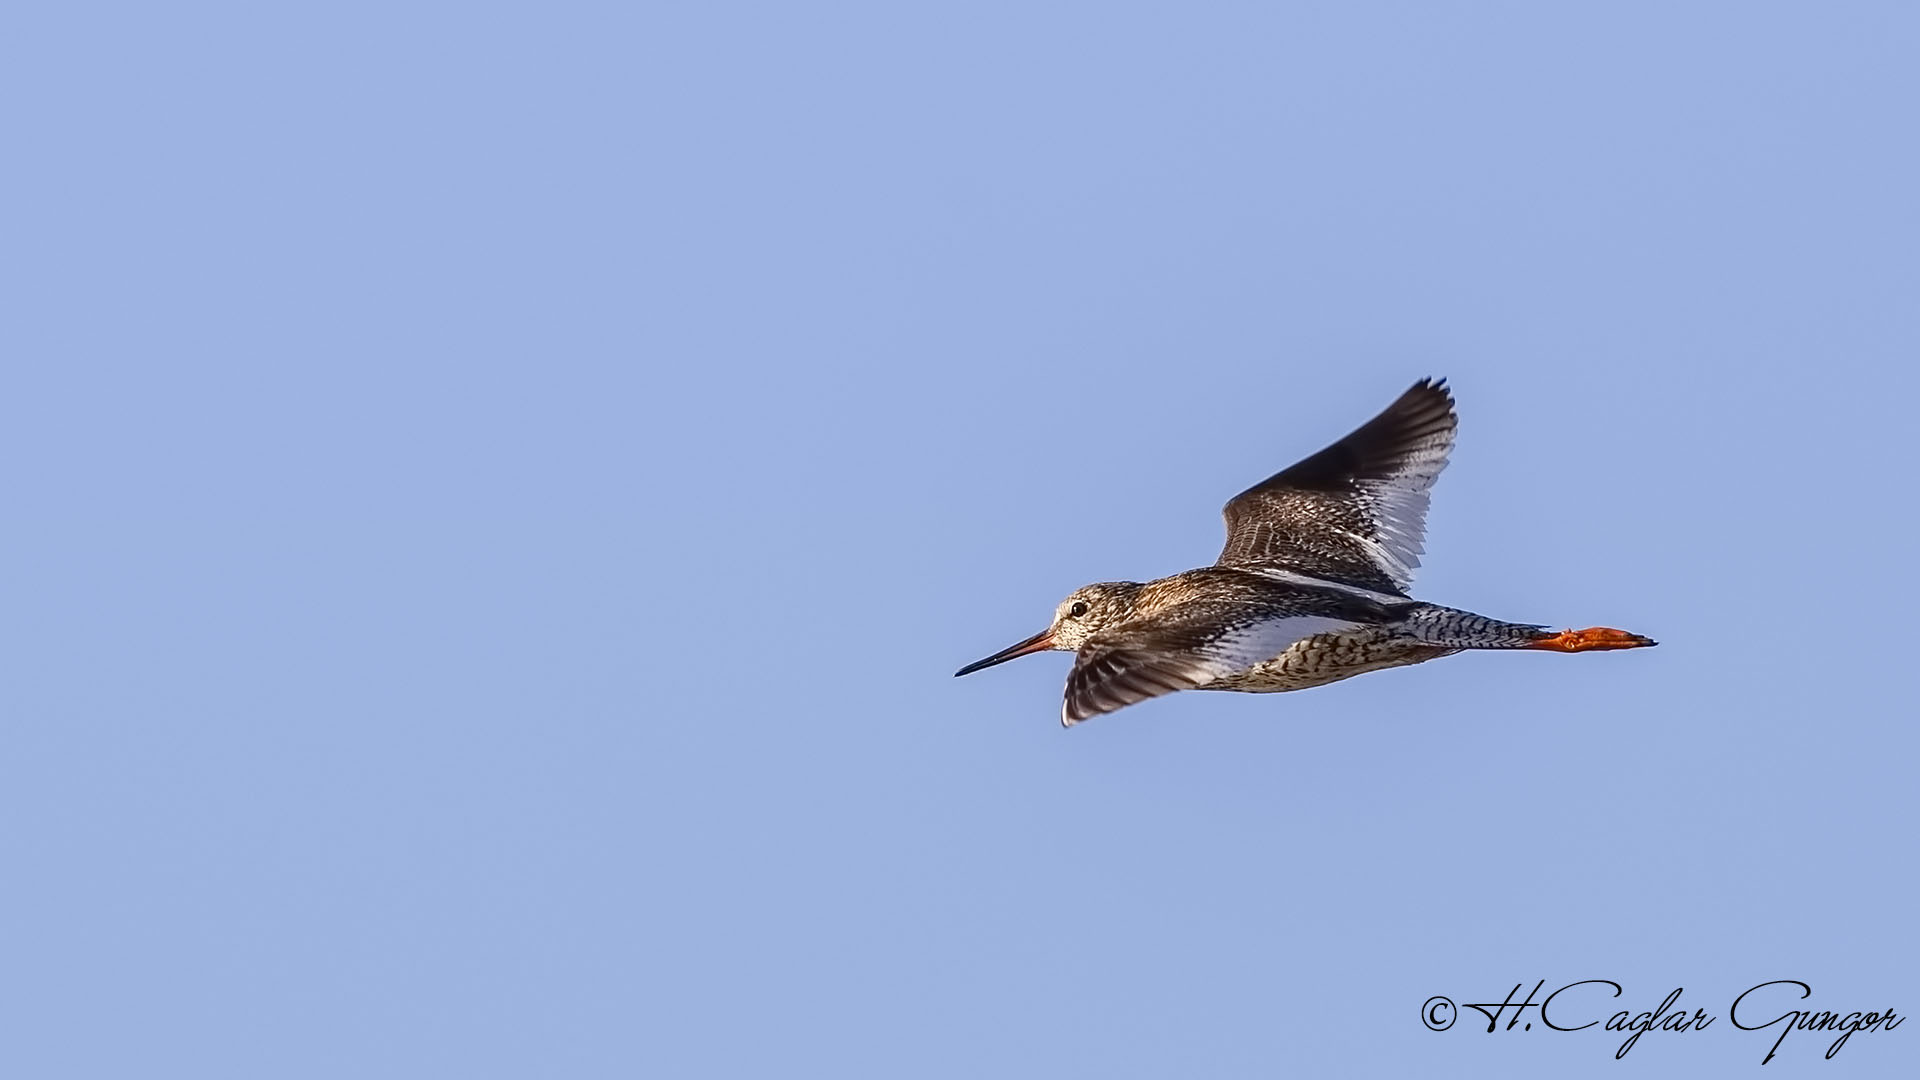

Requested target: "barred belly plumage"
[{"left": 1203, "top": 626, "right": 1461, "bottom": 693}]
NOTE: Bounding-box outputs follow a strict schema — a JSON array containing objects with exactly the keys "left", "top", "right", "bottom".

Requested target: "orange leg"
[{"left": 1526, "top": 627, "right": 1658, "bottom": 652}]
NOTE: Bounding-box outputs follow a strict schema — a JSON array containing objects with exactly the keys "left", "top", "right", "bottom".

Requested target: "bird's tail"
[{"left": 1398, "top": 603, "right": 1657, "bottom": 652}]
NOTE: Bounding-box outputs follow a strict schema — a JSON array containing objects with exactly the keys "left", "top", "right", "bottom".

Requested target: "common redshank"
[{"left": 954, "top": 379, "right": 1655, "bottom": 726}]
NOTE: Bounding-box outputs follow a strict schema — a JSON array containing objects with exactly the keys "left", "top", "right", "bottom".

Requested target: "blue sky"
[{"left": 5, "top": 2, "right": 1915, "bottom": 1076}]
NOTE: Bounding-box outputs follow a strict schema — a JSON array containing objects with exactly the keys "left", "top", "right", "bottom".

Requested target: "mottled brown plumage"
[{"left": 955, "top": 379, "right": 1656, "bottom": 726}]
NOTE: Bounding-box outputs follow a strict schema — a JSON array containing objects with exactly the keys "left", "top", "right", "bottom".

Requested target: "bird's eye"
[{"left": 1069, "top": 601, "right": 1090, "bottom": 618}]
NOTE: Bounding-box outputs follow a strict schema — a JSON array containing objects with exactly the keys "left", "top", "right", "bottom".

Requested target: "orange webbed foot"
[{"left": 1527, "top": 627, "right": 1658, "bottom": 652}]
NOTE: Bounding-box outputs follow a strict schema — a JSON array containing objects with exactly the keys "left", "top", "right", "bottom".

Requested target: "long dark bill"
[{"left": 954, "top": 628, "right": 1054, "bottom": 677}]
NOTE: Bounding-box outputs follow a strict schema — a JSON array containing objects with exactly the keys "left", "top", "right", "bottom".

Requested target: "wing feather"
[
  {"left": 1217, "top": 378, "right": 1456, "bottom": 594},
  {"left": 1062, "top": 612, "right": 1359, "bottom": 725}
]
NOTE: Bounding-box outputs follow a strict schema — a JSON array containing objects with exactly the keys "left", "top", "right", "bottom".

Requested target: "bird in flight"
[{"left": 955, "top": 379, "right": 1655, "bottom": 726}]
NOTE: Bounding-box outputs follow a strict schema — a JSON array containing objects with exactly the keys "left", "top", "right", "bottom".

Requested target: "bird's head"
[{"left": 954, "top": 582, "right": 1140, "bottom": 676}]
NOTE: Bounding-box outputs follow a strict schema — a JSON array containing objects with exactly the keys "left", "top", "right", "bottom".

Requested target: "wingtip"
[
  {"left": 1383, "top": 376, "right": 1459, "bottom": 439},
  {"left": 1387, "top": 378, "right": 1456, "bottom": 426}
]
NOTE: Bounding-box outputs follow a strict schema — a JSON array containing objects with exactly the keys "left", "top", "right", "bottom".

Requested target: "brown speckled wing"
[
  {"left": 1061, "top": 609, "right": 1361, "bottom": 726},
  {"left": 1217, "top": 378, "right": 1456, "bottom": 595}
]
